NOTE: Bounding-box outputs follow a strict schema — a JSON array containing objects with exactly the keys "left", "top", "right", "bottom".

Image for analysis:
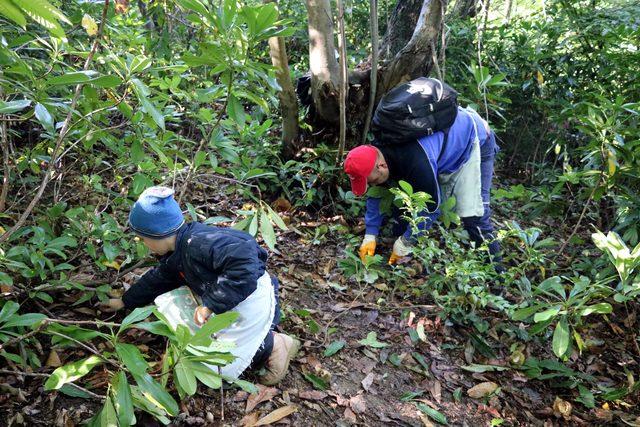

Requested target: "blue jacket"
[
  {"left": 122, "top": 222, "right": 268, "bottom": 314},
  {"left": 365, "top": 107, "right": 490, "bottom": 239}
]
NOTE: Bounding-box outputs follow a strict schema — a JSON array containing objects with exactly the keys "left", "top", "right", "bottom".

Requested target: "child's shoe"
[{"left": 259, "top": 332, "right": 300, "bottom": 385}]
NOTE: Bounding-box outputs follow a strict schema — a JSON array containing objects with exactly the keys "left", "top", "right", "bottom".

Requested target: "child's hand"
[
  {"left": 99, "top": 298, "right": 125, "bottom": 312},
  {"left": 194, "top": 306, "right": 213, "bottom": 326}
]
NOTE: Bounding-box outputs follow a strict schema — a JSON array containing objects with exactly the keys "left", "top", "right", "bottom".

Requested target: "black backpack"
[{"left": 371, "top": 77, "right": 458, "bottom": 147}]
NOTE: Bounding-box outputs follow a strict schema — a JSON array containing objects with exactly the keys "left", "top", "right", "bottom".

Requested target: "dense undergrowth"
[{"left": 0, "top": 0, "right": 638, "bottom": 424}]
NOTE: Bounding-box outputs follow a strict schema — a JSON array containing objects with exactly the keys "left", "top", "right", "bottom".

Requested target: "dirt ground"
[{"left": 1, "top": 186, "right": 639, "bottom": 426}]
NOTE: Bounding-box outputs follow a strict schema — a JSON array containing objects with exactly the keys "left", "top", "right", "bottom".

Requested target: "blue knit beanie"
[{"left": 129, "top": 186, "right": 185, "bottom": 239}]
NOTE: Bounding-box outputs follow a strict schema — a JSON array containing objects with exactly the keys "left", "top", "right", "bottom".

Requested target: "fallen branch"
[{"left": 0, "top": 0, "right": 111, "bottom": 244}]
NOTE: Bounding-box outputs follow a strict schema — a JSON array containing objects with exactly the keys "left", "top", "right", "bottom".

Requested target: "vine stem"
[{"left": 0, "top": 0, "right": 112, "bottom": 244}]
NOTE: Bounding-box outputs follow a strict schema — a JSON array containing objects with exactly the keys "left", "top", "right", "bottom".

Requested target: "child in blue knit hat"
[{"left": 102, "top": 186, "right": 299, "bottom": 385}]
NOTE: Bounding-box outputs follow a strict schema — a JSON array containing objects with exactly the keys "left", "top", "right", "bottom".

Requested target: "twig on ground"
[
  {"left": 47, "top": 330, "right": 121, "bottom": 369},
  {"left": 0, "top": 369, "right": 106, "bottom": 399}
]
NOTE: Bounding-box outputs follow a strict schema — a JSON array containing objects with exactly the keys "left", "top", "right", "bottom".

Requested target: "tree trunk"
[
  {"left": 378, "top": 0, "right": 424, "bottom": 61},
  {"left": 266, "top": 4, "right": 300, "bottom": 159},
  {"left": 504, "top": 0, "right": 514, "bottom": 23},
  {"left": 449, "top": 0, "right": 478, "bottom": 19},
  {"left": 378, "top": 0, "right": 447, "bottom": 97},
  {"left": 336, "top": 0, "right": 348, "bottom": 160},
  {"left": 306, "top": 0, "right": 341, "bottom": 124}
]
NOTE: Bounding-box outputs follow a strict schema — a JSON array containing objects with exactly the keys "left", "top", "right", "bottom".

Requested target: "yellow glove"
[
  {"left": 359, "top": 234, "right": 377, "bottom": 262},
  {"left": 98, "top": 298, "right": 125, "bottom": 313},
  {"left": 389, "top": 236, "right": 412, "bottom": 265},
  {"left": 194, "top": 306, "right": 213, "bottom": 326}
]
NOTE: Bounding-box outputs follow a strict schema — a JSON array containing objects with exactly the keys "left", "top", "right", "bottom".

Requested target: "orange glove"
[
  {"left": 389, "top": 236, "right": 412, "bottom": 265},
  {"left": 359, "top": 235, "right": 377, "bottom": 262},
  {"left": 194, "top": 306, "right": 213, "bottom": 326}
]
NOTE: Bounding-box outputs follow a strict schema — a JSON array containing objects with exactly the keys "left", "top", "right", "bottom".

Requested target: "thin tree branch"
[
  {"left": 362, "top": 0, "right": 379, "bottom": 144},
  {"left": 0, "top": 0, "right": 111, "bottom": 244},
  {"left": 336, "top": 0, "right": 349, "bottom": 163},
  {"left": 0, "top": 321, "right": 48, "bottom": 352}
]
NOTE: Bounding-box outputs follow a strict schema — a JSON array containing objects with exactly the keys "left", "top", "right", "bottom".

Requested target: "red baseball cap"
[{"left": 344, "top": 145, "right": 377, "bottom": 196}]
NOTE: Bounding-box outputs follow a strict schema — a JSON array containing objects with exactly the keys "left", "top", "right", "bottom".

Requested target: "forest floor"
[{"left": 1, "top": 176, "right": 639, "bottom": 426}]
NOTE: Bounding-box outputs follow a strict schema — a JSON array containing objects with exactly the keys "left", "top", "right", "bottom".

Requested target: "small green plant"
[
  {"left": 512, "top": 275, "right": 614, "bottom": 358},
  {"left": 233, "top": 201, "right": 288, "bottom": 250},
  {"left": 0, "top": 301, "right": 47, "bottom": 368},
  {"left": 44, "top": 307, "right": 254, "bottom": 425},
  {"left": 592, "top": 230, "right": 640, "bottom": 302}
]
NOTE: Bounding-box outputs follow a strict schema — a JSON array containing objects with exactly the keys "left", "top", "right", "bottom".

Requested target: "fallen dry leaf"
[
  {"left": 361, "top": 373, "right": 375, "bottom": 392},
  {"left": 419, "top": 412, "right": 436, "bottom": 427},
  {"left": 344, "top": 407, "right": 357, "bottom": 423},
  {"left": 428, "top": 380, "right": 442, "bottom": 403},
  {"left": 246, "top": 385, "right": 279, "bottom": 413},
  {"left": 298, "top": 390, "right": 327, "bottom": 401},
  {"left": 594, "top": 407, "right": 613, "bottom": 422},
  {"left": 467, "top": 382, "right": 499, "bottom": 399},
  {"left": 552, "top": 397, "right": 572, "bottom": 420},
  {"left": 46, "top": 350, "right": 62, "bottom": 368},
  {"left": 349, "top": 394, "right": 367, "bottom": 414},
  {"left": 254, "top": 405, "right": 297, "bottom": 426},
  {"left": 240, "top": 412, "right": 260, "bottom": 427}
]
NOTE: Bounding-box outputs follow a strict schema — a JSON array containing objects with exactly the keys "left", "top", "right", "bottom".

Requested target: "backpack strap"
[{"left": 437, "top": 128, "right": 450, "bottom": 163}]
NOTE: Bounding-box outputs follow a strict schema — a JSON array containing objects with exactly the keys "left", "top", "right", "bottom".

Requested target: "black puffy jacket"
[{"left": 122, "top": 222, "right": 268, "bottom": 314}]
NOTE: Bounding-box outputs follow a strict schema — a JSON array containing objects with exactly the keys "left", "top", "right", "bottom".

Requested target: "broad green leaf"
[
  {"left": 135, "top": 321, "right": 175, "bottom": 339},
  {"left": 578, "top": 303, "right": 613, "bottom": 316},
  {"left": 0, "top": 0, "right": 26, "bottom": 27},
  {"left": 415, "top": 402, "right": 448, "bottom": 425},
  {"left": 0, "top": 271, "right": 13, "bottom": 286},
  {"left": 511, "top": 305, "right": 541, "bottom": 321},
  {"left": 324, "top": 340, "right": 345, "bottom": 357},
  {"left": 176, "top": 0, "right": 210, "bottom": 17},
  {"left": 112, "top": 371, "right": 136, "bottom": 426},
  {"left": 47, "top": 71, "right": 99, "bottom": 86},
  {"left": 267, "top": 206, "right": 288, "bottom": 231},
  {"left": 226, "top": 94, "right": 245, "bottom": 126},
  {"left": 0, "top": 99, "right": 31, "bottom": 114},
  {"left": 552, "top": 316, "right": 570, "bottom": 358},
  {"left": 115, "top": 343, "right": 148, "bottom": 376},
  {"left": 248, "top": 213, "right": 258, "bottom": 236},
  {"left": 461, "top": 364, "right": 509, "bottom": 373},
  {"left": 537, "top": 276, "right": 565, "bottom": 299},
  {"left": 398, "top": 180, "right": 413, "bottom": 195},
  {"left": 303, "top": 373, "right": 329, "bottom": 390},
  {"left": 576, "top": 384, "right": 595, "bottom": 409},
  {"left": 119, "top": 306, "right": 155, "bottom": 332},
  {"left": 3, "top": 313, "right": 46, "bottom": 328},
  {"left": 138, "top": 94, "right": 165, "bottom": 131},
  {"left": 358, "top": 331, "right": 389, "bottom": 348},
  {"left": 175, "top": 360, "right": 197, "bottom": 395},
  {"left": 96, "top": 393, "right": 119, "bottom": 427},
  {"left": 192, "top": 362, "right": 223, "bottom": 389},
  {"left": 0, "top": 301, "right": 20, "bottom": 324},
  {"left": 259, "top": 209, "right": 277, "bottom": 250},
  {"left": 12, "top": 0, "right": 69, "bottom": 37},
  {"left": 34, "top": 103, "right": 54, "bottom": 132},
  {"left": 221, "top": 375, "right": 258, "bottom": 394},
  {"left": 44, "top": 355, "right": 103, "bottom": 390},
  {"left": 533, "top": 306, "right": 561, "bottom": 323},
  {"left": 133, "top": 373, "right": 179, "bottom": 416},
  {"left": 190, "top": 311, "right": 239, "bottom": 346},
  {"left": 48, "top": 323, "right": 105, "bottom": 346},
  {"left": 58, "top": 384, "right": 94, "bottom": 399}
]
